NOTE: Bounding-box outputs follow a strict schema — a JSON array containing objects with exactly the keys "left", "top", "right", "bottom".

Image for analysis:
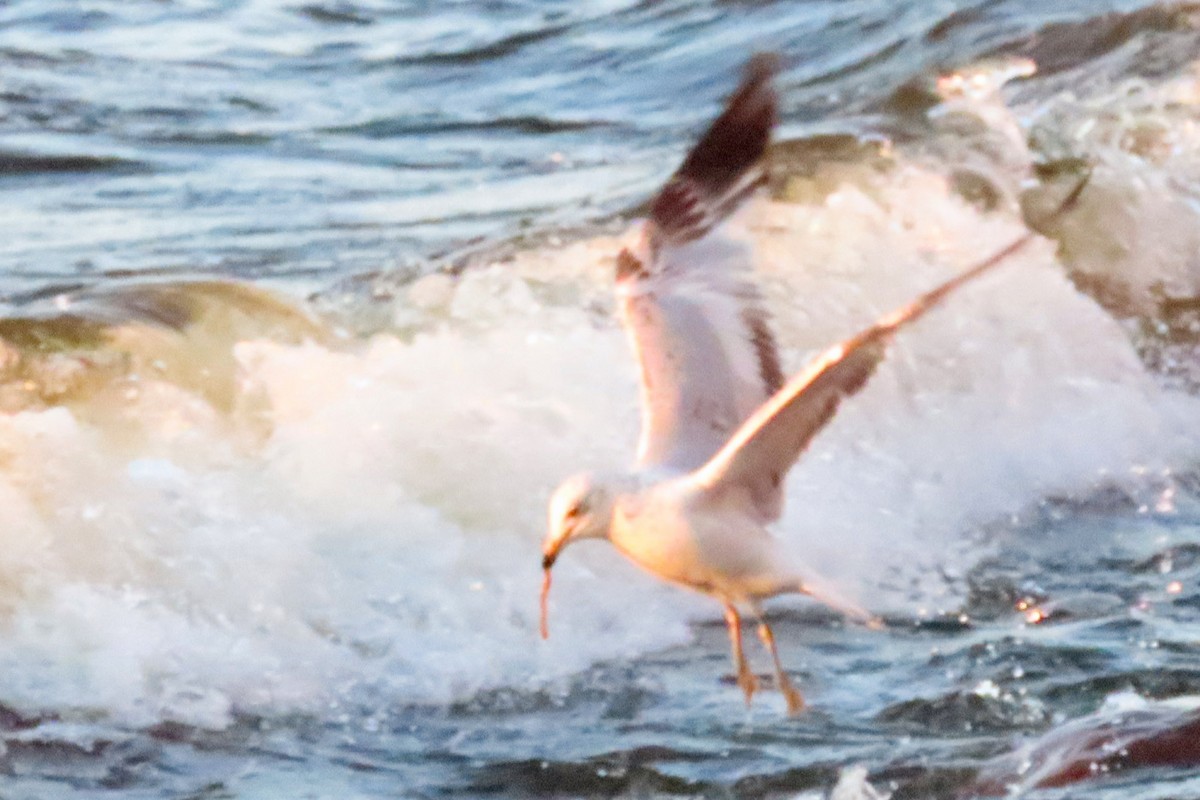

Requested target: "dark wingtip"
[
  {"left": 651, "top": 54, "right": 780, "bottom": 241},
  {"left": 674, "top": 52, "right": 779, "bottom": 191},
  {"left": 742, "top": 52, "right": 783, "bottom": 91}
]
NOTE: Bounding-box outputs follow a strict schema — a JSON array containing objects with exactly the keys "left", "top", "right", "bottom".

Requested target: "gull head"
[
  {"left": 540, "top": 472, "right": 621, "bottom": 640},
  {"left": 541, "top": 472, "right": 615, "bottom": 570}
]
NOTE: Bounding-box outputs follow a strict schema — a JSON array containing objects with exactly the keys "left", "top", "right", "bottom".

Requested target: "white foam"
[
  {"left": 1026, "top": 65, "right": 1200, "bottom": 310},
  {"left": 829, "top": 765, "right": 891, "bottom": 800}
]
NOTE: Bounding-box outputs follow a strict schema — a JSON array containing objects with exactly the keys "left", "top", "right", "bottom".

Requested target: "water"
[{"left": 1, "top": 1, "right": 1200, "bottom": 798}]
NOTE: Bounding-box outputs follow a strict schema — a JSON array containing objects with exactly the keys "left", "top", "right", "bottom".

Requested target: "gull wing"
[
  {"left": 692, "top": 228, "right": 1055, "bottom": 523},
  {"left": 618, "top": 55, "right": 784, "bottom": 481}
]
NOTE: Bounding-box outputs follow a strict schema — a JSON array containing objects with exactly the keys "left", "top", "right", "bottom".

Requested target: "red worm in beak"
[{"left": 539, "top": 567, "right": 553, "bottom": 640}]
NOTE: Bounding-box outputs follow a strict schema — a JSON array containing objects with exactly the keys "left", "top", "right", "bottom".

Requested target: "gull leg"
[
  {"left": 723, "top": 604, "right": 758, "bottom": 706},
  {"left": 754, "top": 613, "right": 805, "bottom": 716}
]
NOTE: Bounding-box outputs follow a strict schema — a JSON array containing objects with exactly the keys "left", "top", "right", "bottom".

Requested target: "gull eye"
[{"left": 565, "top": 497, "right": 590, "bottom": 521}]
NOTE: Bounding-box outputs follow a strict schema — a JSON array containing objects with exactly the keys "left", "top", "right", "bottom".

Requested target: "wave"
[
  {"left": 322, "top": 115, "right": 617, "bottom": 139},
  {"left": 384, "top": 24, "right": 573, "bottom": 68},
  {"left": 0, "top": 53, "right": 1198, "bottom": 733},
  {"left": 983, "top": 3, "right": 1200, "bottom": 77},
  {"left": 0, "top": 150, "right": 148, "bottom": 176}
]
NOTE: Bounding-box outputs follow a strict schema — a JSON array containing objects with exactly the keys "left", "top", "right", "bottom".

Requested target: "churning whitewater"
[
  {"left": 2, "top": 1, "right": 1200, "bottom": 797},
  {"left": 0, "top": 128, "right": 1196, "bottom": 730}
]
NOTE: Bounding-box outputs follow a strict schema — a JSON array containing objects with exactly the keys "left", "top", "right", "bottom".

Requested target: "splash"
[{"left": 0, "top": 65, "right": 1198, "bottom": 732}]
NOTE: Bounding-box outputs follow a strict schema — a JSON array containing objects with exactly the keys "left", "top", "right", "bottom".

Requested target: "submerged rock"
[{"left": 971, "top": 697, "right": 1200, "bottom": 795}]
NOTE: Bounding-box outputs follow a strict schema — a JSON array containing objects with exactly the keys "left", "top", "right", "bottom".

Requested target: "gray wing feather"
[
  {"left": 619, "top": 235, "right": 782, "bottom": 479},
  {"left": 617, "top": 54, "right": 783, "bottom": 482}
]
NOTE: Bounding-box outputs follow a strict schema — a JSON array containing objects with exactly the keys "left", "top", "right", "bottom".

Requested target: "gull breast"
[{"left": 610, "top": 482, "right": 778, "bottom": 597}]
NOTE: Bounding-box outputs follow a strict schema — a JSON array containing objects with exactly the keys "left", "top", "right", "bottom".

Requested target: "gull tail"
[{"left": 795, "top": 573, "right": 884, "bottom": 630}]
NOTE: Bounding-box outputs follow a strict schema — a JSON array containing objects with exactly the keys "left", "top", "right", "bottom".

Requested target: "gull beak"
[{"left": 541, "top": 525, "right": 571, "bottom": 571}]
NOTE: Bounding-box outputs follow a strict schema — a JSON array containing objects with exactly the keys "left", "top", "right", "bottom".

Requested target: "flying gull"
[{"left": 539, "top": 54, "right": 1086, "bottom": 714}]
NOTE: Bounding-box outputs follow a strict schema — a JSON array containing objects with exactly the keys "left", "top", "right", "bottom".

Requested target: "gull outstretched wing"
[
  {"left": 617, "top": 55, "right": 784, "bottom": 489},
  {"left": 693, "top": 184, "right": 1086, "bottom": 523}
]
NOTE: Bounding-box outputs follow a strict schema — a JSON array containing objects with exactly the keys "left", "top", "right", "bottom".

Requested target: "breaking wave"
[{"left": 0, "top": 55, "right": 1198, "bottom": 737}]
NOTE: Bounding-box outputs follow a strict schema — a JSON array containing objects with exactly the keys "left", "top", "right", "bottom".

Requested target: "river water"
[{"left": 1, "top": 1, "right": 1200, "bottom": 798}]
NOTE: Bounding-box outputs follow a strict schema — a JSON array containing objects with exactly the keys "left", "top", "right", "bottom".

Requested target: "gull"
[{"left": 539, "top": 54, "right": 1086, "bottom": 714}]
